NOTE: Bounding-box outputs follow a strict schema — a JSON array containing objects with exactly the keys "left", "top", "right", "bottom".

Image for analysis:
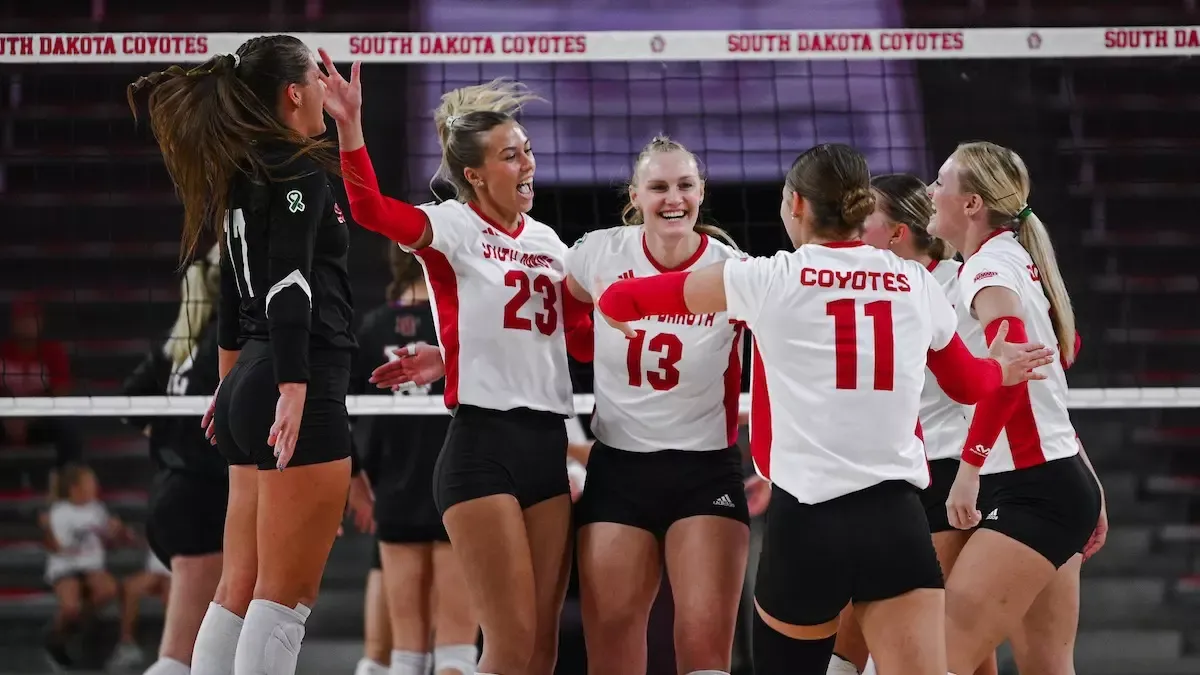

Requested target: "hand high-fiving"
[{"left": 317, "top": 47, "right": 361, "bottom": 123}]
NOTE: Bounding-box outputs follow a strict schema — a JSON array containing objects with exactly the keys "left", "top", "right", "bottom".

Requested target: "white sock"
[
  {"left": 827, "top": 654, "right": 860, "bottom": 675},
  {"left": 353, "top": 657, "right": 388, "bottom": 675},
  {"left": 144, "top": 656, "right": 191, "bottom": 675},
  {"left": 388, "top": 650, "right": 431, "bottom": 675},
  {"left": 190, "top": 602, "right": 243, "bottom": 675},
  {"left": 432, "top": 644, "right": 477, "bottom": 675},
  {"left": 862, "top": 656, "right": 878, "bottom": 675},
  {"left": 233, "top": 600, "right": 310, "bottom": 675}
]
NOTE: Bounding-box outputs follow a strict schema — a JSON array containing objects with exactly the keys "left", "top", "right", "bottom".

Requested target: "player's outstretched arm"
[
  {"left": 317, "top": 48, "right": 433, "bottom": 250},
  {"left": 597, "top": 261, "right": 728, "bottom": 323}
]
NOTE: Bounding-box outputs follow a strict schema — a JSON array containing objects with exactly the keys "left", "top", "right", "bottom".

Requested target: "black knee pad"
[{"left": 751, "top": 611, "right": 836, "bottom": 675}]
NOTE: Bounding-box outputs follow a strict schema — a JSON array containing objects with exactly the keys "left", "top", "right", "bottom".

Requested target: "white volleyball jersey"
[
  {"left": 723, "top": 241, "right": 958, "bottom": 505},
  {"left": 568, "top": 226, "right": 744, "bottom": 452},
  {"left": 411, "top": 200, "right": 573, "bottom": 415},
  {"left": 920, "top": 259, "right": 971, "bottom": 461},
  {"left": 45, "top": 500, "right": 108, "bottom": 581},
  {"left": 958, "top": 230, "right": 1078, "bottom": 473}
]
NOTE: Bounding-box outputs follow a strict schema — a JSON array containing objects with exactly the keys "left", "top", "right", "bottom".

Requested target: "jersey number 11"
[{"left": 826, "top": 299, "right": 894, "bottom": 392}]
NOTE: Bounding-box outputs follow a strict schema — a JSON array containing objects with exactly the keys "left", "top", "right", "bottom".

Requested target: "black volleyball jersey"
[
  {"left": 217, "top": 147, "right": 357, "bottom": 384},
  {"left": 123, "top": 320, "right": 227, "bottom": 477}
]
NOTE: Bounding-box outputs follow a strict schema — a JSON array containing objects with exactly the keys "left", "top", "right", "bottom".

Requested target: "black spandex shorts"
[{"left": 145, "top": 469, "right": 228, "bottom": 568}]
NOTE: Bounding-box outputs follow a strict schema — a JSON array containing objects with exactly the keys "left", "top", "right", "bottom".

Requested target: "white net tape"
[{"left": 2, "top": 388, "right": 1199, "bottom": 418}]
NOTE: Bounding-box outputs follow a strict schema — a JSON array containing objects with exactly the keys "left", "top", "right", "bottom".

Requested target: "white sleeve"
[
  {"left": 565, "top": 230, "right": 601, "bottom": 297},
  {"left": 922, "top": 268, "right": 959, "bottom": 350},
  {"left": 413, "top": 201, "right": 472, "bottom": 254},
  {"left": 722, "top": 254, "right": 779, "bottom": 328},
  {"left": 48, "top": 504, "right": 73, "bottom": 548},
  {"left": 959, "top": 249, "right": 1021, "bottom": 313}
]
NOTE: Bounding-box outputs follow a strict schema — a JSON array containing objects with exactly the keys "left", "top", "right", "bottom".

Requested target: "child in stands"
[{"left": 41, "top": 463, "right": 134, "bottom": 669}]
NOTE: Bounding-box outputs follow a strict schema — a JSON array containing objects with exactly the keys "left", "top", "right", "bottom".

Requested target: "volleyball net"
[{"left": 1, "top": 25, "right": 1199, "bottom": 424}]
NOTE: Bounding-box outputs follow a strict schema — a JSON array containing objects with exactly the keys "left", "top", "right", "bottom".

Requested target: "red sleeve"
[
  {"left": 340, "top": 146, "right": 429, "bottom": 247},
  {"left": 961, "top": 317, "right": 1028, "bottom": 467},
  {"left": 597, "top": 272, "right": 691, "bottom": 322},
  {"left": 926, "top": 334, "right": 1002, "bottom": 405},
  {"left": 43, "top": 342, "right": 72, "bottom": 393},
  {"left": 562, "top": 283, "right": 594, "bottom": 363}
]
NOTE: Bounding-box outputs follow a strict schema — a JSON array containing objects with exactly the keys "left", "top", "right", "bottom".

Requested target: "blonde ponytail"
[
  {"left": 953, "top": 141, "right": 1076, "bottom": 363},
  {"left": 1018, "top": 213, "right": 1076, "bottom": 364},
  {"left": 164, "top": 244, "right": 221, "bottom": 366}
]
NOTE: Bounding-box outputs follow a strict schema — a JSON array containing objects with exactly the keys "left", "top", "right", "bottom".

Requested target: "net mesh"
[{"left": 1, "top": 27, "right": 1198, "bottom": 416}]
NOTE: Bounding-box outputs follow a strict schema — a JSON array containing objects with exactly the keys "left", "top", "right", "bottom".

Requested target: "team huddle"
[{"left": 126, "top": 33, "right": 1107, "bottom": 675}]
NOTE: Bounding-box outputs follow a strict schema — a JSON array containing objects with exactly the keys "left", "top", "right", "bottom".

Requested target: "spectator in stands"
[
  {"left": 42, "top": 462, "right": 135, "bottom": 669},
  {"left": 0, "top": 298, "right": 82, "bottom": 465},
  {"left": 108, "top": 552, "right": 173, "bottom": 671}
]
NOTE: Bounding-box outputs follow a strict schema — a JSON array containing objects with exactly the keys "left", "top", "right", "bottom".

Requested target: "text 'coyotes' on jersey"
[
  {"left": 218, "top": 148, "right": 356, "bottom": 385},
  {"left": 569, "top": 226, "right": 744, "bottom": 452},
  {"left": 723, "top": 241, "right": 958, "bottom": 505},
  {"left": 958, "top": 230, "right": 1078, "bottom": 473},
  {"left": 409, "top": 200, "right": 573, "bottom": 416}
]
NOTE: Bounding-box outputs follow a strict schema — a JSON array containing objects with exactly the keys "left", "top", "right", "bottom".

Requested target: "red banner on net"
[{"left": 0, "top": 27, "right": 1197, "bottom": 63}]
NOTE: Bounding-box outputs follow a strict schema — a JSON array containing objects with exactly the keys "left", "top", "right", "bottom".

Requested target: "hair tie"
[
  {"left": 446, "top": 114, "right": 460, "bottom": 129},
  {"left": 1015, "top": 204, "right": 1033, "bottom": 222},
  {"left": 230, "top": 53, "right": 241, "bottom": 69}
]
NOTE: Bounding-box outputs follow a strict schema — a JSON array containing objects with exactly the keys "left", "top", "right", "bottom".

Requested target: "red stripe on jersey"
[
  {"left": 916, "top": 419, "right": 931, "bottom": 485},
  {"left": 750, "top": 341, "right": 773, "bottom": 479},
  {"left": 723, "top": 323, "right": 745, "bottom": 446},
  {"left": 416, "top": 248, "right": 462, "bottom": 409},
  {"left": 1006, "top": 389, "right": 1047, "bottom": 469},
  {"left": 642, "top": 232, "right": 710, "bottom": 273},
  {"left": 926, "top": 259, "right": 939, "bottom": 273},
  {"left": 468, "top": 201, "right": 525, "bottom": 239},
  {"left": 821, "top": 239, "right": 866, "bottom": 248}
]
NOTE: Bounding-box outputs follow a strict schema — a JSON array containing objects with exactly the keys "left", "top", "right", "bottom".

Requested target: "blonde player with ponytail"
[
  {"left": 119, "top": 245, "right": 227, "bottom": 675},
  {"left": 929, "top": 141, "right": 1105, "bottom": 675},
  {"left": 321, "top": 49, "right": 594, "bottom": 675}
]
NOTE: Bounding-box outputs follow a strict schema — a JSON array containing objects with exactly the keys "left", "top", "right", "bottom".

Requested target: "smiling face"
[
  {"left": 927, "top": 154, "right": 972, "bottom": 247},
  {"left": 463, "top": 120, "right": 536, "bottom": 215},
  {"left": 629, "top": 149, "right": 704, "bottom": 239}
]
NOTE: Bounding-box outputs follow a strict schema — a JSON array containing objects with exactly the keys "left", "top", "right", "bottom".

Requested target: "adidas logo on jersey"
[
  {"left": 712, "top": 494, "right": 735, "bottom": 508},
  {"left": 985, "top": 508, "right": 998, "bottom": 521},
  {"left": 618, "top": 270, "right": 635, "bottom": 280}
]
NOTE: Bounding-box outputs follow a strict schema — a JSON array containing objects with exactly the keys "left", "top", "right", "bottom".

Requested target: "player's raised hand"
[{"left": 317, "top": 47, "right": 361, "bottom": 123}]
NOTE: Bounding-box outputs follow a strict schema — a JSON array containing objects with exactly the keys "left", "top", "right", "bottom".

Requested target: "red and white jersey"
[
  {"left": 410, "top": 200, "right": 573, "bottom": 415},
  {"left": 568, "top": 226, "right": 744, "bottom": 452},
  {"left": 958, "top": 230, "right": 1078, "bottom": 474},
  {"left": 723, "top": 242, "right": 958, "bottom": 505},
  {"left": 920, "top": 259, "right": 971, "bottom": 461}
]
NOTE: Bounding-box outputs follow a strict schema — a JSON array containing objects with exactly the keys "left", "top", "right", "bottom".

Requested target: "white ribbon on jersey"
[{"left": 264, "top": 269, "right": 313, "bottom": 315}]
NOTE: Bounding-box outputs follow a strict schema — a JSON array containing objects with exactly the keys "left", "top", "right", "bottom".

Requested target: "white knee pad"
[
  {"left": 432, "top": 644, "right": 478, "bottom": 675},
  {"left": 387, "top": 650, "right": 430, "bottom": 675},
  {"left": 144, "top": 656, "right": 191, "bottom": 675},
  {"left": 191, "top": 602, "right": 244, "bottom": 675},
  {"left": 827, "top": 654, "right": 860, "bottom": 674},
  {"left": 233, "top": 600, "right": 310, "bottom": 675}
]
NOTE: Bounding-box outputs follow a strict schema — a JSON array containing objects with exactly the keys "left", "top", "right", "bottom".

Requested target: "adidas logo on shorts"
[{"left": 712, "top": 494, "right": 735, "bottom": 508}]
